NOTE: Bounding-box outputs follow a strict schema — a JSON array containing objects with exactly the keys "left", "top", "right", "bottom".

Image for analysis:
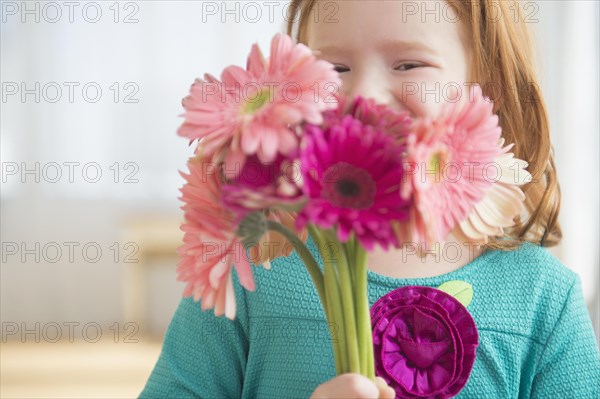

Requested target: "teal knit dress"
[{"left": 139, "top": 241, "right": 600, "bottom": 398}]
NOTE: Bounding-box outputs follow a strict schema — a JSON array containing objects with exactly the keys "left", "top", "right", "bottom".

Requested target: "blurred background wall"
[
  {"left": 1, "top": 1, "right": 598, "bottom": 398},
  {"left": 1, "top": 0, "right": 291, "bottom": 337}
]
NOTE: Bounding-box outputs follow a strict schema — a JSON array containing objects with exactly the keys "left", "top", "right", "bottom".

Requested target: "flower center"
[
  {"left": 428, "top": 153, "right": 441, "bottom": 173},
  {"left": 322, "top": 162, "right": 376, "bottom": 209},
  {"left": 336, "top": 179, "right": 360, "bottom": 197},
  {"left": 426, "top": 150, "right": 446, "bottom": 184},
  {"left": 243, "top": 88, "right": 271, "bottom": 114}
]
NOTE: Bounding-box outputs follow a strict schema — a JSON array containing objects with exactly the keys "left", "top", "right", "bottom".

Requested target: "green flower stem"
[
  {"left": 308, "top": 224, "right": 344, "bottom": 374},
  {"left": 345, "top": 237, "right": 356, "bottom": 288},
  {"left": 323, "top": 252, "right": 347, "bottom": 374},
  {"left": 365, "top": 299, "right": 375, "bottom": 380},
  {"left": 325, "top": 229, "right": 360, "bottom": 374},
  {"left": 354, "top": 242, "right": 375, "bottom": 380},
  {"left": 266, "top": 221, "right": 326, "bottom": 311}
]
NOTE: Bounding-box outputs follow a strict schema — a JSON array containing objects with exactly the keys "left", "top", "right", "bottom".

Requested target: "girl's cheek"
[
  {"left": 410, "top": 97, "right": 443, "bottom": 119},
  {"left": 336, "top": 76, "right": 354, "bottom": 98},
  {"left": 391, "top": 87, "right": 444, "bottom": 120}
]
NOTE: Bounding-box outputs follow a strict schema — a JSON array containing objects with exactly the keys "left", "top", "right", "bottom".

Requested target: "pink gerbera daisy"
[
  {"left": 176, "top": 156, "right": 257, "bottom": 320},
  {"left": 397, "top": 85, "right": 531, "bottom": 246},
  {"left": 298, "top": 98, "right": 412, "bottom": 251},
  {"left": 178, "top": 33, "right": 341, "bottom": 167},
  {"left": 454, "top": 135, "right": 531, "bottom": 245}
]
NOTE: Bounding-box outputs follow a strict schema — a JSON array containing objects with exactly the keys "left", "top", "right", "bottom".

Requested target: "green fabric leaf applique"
[{"left": 437, "top": 280, "right": 473, "bottom": 308}]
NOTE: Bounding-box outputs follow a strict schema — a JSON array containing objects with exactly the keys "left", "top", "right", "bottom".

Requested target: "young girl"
[{"left": 140, "top": 1, "right": 600, "bottom": 398}]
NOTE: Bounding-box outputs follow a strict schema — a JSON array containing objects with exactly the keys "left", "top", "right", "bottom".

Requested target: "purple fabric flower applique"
[{"left": 370, "top": 285, "right": 479, "bottom": 398}]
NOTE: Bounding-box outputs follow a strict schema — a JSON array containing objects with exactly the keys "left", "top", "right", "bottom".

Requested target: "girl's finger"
[{"left": 374, "top": 376, "right": 395, "bottom": 399}]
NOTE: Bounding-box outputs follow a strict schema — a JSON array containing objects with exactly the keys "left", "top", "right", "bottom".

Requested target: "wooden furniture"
[{"left": 122, "top": 215, "right": 183, "bottom": 332}]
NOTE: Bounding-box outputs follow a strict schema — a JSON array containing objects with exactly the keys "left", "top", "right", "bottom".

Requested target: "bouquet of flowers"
[{"left": 175, "top": 33, "right": 531, "bottom": 394}]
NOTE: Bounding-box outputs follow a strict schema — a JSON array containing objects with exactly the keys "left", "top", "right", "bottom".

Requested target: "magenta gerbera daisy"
[
  {"left": 297, "top": 100, "right": 412, "bottom": 251},
  {"left": 178, "top": 33, "right": 341, "bottom": 166},
  {"left": 220, "top": 153, "right": 306, "bottom": 221}
]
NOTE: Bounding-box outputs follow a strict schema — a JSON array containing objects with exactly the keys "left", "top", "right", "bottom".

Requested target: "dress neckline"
[{"left": 366, "top": 247, "right": 500, "bottom": 288}]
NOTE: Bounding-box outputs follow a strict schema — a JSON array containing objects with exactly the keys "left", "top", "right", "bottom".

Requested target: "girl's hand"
[{"left": 310, "top": 373, "right": 396, "bottom": 398}]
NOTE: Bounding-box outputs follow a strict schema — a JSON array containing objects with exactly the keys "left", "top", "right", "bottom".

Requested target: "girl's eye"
[
  {"left": 333, "top": 64, "right": 350, "bottom": 73},
  {"left": 394, "top": 62, "right": 422, "bottom": 71}
]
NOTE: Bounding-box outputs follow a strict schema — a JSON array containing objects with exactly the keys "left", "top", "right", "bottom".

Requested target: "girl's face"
[{"left": 306, "top": 0, "right": 471, "bottom": 119}]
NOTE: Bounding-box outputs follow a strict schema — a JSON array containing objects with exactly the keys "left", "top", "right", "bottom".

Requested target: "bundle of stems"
[{"left": 267, "top": 220, "right": 375, "bottom": 379}]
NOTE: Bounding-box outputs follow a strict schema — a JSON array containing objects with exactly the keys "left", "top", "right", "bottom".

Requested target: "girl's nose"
[{"left": 343, "top": 66, "right": 398, "bottom": 110}]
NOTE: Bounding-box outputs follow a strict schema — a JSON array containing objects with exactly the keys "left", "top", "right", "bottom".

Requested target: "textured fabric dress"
[{"left": 139, "top": 240, "right": 600, "bottom": 398}]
